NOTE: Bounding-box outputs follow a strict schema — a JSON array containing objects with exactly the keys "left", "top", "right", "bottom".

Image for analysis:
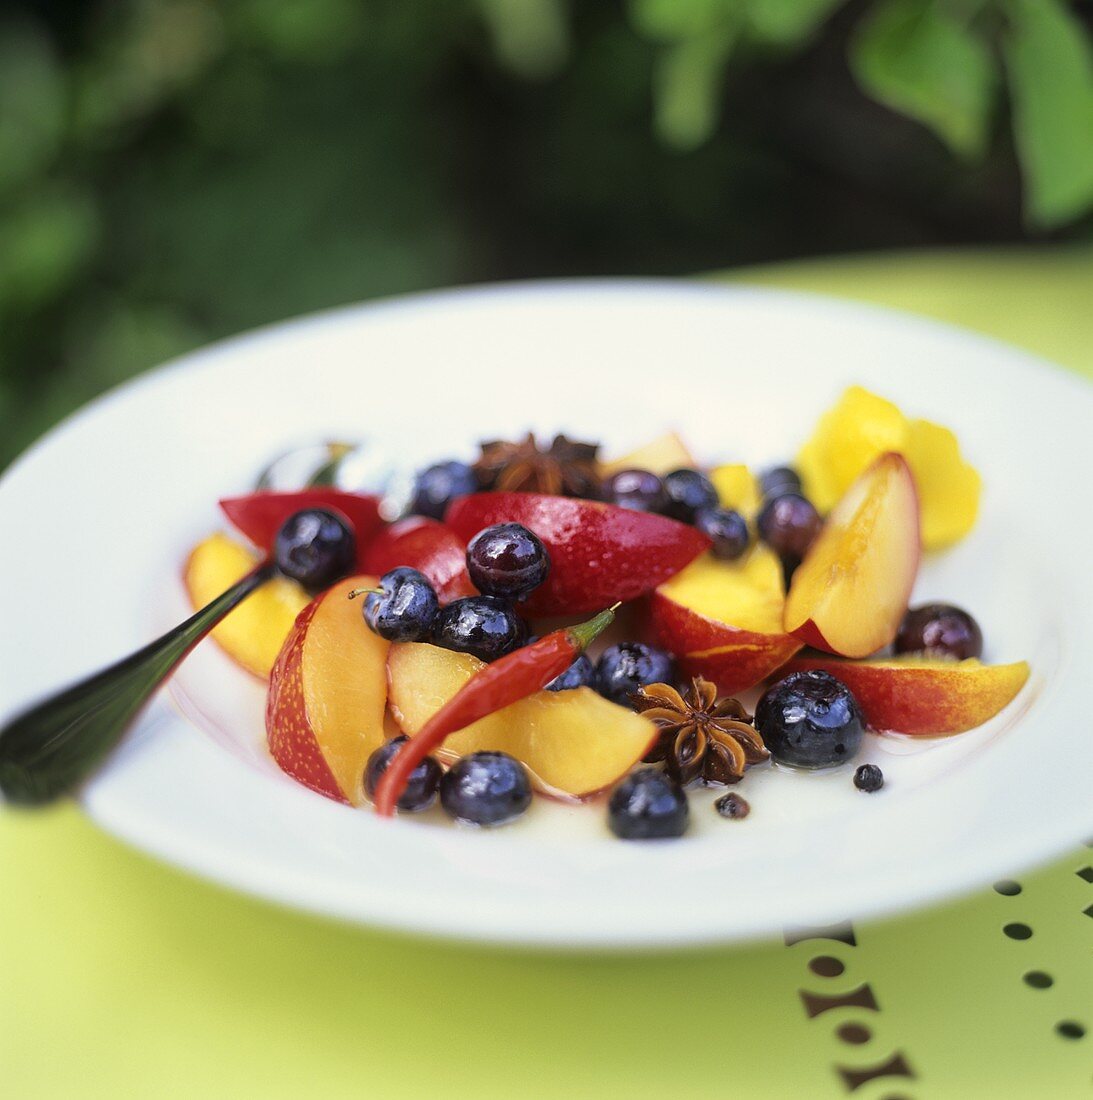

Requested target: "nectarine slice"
[
  {"left": 710, "top": 464, "right": 762, "bottom": 517},
  {"left": 184, "top": 533, "right": 309, "bottom": 678},
  {"left": 785, "top": 656, "right": 1030, "bottom": 735},
  {"left": 363, "top": 516, "right": 476, "bottom": 603},
  {"left": 387, "top": 643, "right": 657, "bottom": 800},
  {"left": 267, "top": 576, "right": 390, "bottom": 804},
  {"left": 648, "top": 547, "right": 802, "bottom": 693},
  {"left": 446, "top": 492, "right": 709, "bottom": 616},
  {"left": 784, "top": 453, "right": 920, "bottom": 658}
]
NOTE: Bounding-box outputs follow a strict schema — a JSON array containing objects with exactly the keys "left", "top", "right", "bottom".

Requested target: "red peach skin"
[
  {"left": 785, "top": 656, "right": 1030, "bottom": 735},
  {"left": 363, "top": 516, "right": 476, "bottom": 603},
  {"left": 446, "top": 493, "right": 709, "bottom": 616}
]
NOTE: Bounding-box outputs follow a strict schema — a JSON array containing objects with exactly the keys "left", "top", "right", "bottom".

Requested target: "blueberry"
[
  {"left": 601, "top": 469, "right": 668, "bottom": 513},
  {"left": 545, "top": 653, "right": 595, "bottom": 692},
  {"left": 362, "top": 567, "right": 439, "bottom": 642},
  {"left": 608, "top": 768, "right": 689, "bottom": 839},
  {"left": 663, "top": 468, "right": 718, "bottom": 523},
  {"left": 756, "top": 492, "right": 822, "bottom": 562},
  {"left": 440, "top": 751, "right": 532, "bottom": 826},
  {"left": 755, "top": 670, "right": 864, "bottom": 769},
  {"left": 409, "top": 460, "right": 478, "bottom": 521},
  {"left": 595, "top": 643, "right": 675, "bottom": 706},
  {"left": 854, "top": 763, "right": 884, "bottom": 793},
  {"left": 895, "top": 603, "right": 983, "bottom": 661},
  {"left": 760, "top": 465, "right": 802, "bottom": 500},
  {"left": 466, "top": 522, "right": 550, "bottom": 600},
  {"left": 364, "top": 736, "right": 442, "bottom": 812},
  {"left": 274, "top": 508, "right": 355, "bottom": 589},
  {"left": 694, "top": 506, "right": 750, "bottom": 561},
  {"left": 432, "top": 596, "right": 527, "bottom": 662}
]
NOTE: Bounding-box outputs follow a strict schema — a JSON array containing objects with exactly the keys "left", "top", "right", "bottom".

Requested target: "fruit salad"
[{"left": 186, "top": 386, "right": 1030, "bottom": 838}]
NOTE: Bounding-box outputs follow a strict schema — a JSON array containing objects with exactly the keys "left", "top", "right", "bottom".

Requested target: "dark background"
[{"left": 2, "top": 0, "right": 1091, "bottom": 467}]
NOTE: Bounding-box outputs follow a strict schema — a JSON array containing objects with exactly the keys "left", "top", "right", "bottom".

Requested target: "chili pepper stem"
[{"left": 566, "top": 602, "right": 620, "bottom": 651}]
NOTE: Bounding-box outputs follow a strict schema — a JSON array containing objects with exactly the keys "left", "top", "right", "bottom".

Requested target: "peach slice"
[
  {"left": 387, "top": 643, "right": 657, "bottom": 799},
  {"left": 184, "top": 533, "right": 309, "bottom": 678},
  {"left": 785, "top": 656, "right": 1031, "bottom": 735},
  {"left": 266, "top": 576, "right": 389, "bottom": 804},
  {"left": 446, "top": 492, "right": 709, "bottom": 616},
  {"left": 601, "top": 431, "right": 695, "bottom": 476},
  {"left": 648, "top": 546, "right": 802, "bottom": 693},
  {"left": 784, "top": 453, "right": 920, "bottom": 658}
]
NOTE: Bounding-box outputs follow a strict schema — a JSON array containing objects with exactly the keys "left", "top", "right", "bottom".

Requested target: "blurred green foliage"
[{"left": 1, "top": 0, "right": 1091, "bottom": 467}]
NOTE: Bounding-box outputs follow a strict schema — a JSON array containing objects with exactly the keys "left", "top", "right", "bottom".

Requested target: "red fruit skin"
[
  {"left": 446, "top": 493, "right": 711, "bottom": 616},
  {"left": 784, "top": 656, "right": 1030, "bottom": 736},
  {"left": 646, "top": 591, "right": 802, "bottom": 695},
  {"left": 219, "top": 490, "right": 385, "bottom": 570},
  {"left": 362, "top": 517, "right": 476, "bottom": 603},
  {"left": 265, "top": 596, "right": 348, "bottom": 803}
]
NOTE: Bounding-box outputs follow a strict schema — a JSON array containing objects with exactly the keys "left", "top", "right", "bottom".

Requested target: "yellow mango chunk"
[
  {"left": 796, "top": 385, "right": 982, "bottom": 551},
  {"left": 904, "top": 419, "right": 981, "bottom": 549},
  {"left": 710, "top": 463, "right": 762, "bottom": 517}
]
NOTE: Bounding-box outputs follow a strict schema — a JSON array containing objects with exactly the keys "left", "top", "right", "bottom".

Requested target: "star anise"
[
  {"left": 473, "top": 433, "right": 601, "bottom": 497},
  {"left": 634, "top": 678, "right": 768, "bottom": 786}
]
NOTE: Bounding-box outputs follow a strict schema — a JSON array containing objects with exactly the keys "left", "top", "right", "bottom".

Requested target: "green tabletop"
[{"left": 3, "top": 249, "right": 1091, "bottom": 1099}]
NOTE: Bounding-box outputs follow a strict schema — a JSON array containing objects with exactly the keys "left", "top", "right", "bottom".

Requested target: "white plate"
[{"left": 2, "top": 281, "right": 1090, "bottom": 949}]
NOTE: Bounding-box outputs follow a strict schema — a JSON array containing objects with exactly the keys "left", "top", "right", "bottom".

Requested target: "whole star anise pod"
[
  {"left": 634, "top": 678, "right": 768, "bottom": 786},
  {"left": 473, "top": 433, "right": 601, "bottom": 497}
]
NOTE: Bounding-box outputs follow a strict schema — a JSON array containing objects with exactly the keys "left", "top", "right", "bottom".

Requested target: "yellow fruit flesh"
[
  {"left": 300, "top": 576, "right": 390, "bottom": 805},
  {"left": 387, "top": 644, "right": 657, "bottom": 799},
  {"left": 784, "top": 453, "right": 920, "bottom": 657},
  {"left": 185, "top": 533, "right": 309, "bottom": 678},
  {"left": 656, "top": 545, "right": 786, "bottom": 635},
  {"left": 796, "top": 385, "right": 981, "bottom": 551},
  {"left": 709, "top": 464, "right": 762, "bottom": 517}
]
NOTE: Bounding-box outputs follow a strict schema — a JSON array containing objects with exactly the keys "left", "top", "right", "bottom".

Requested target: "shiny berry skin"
[
  {"left": 757, "top": 492, "right": 822, "bottom": 561},
  {"left": 466, "top": 522, "right": 550, "bottom": 600},
  {"left": 545, "top": 653, "right": 595, "bottom": 692},
  {"left": 431, "top": 595, "right": 527, "bottom": 662},
  {"left": 363, "top": 567, "right": 439, "bottom": 642},
  {"left": 854, "top": 763, "right": 884, "bottom": 793},
  {"left": 663, "top": 468, "right": 718, "bottom": 523},
  {"left": 440, "top": 751, "right": 532, "bottom": 826},
  {"left": 895, "top": 603, "right": 983, "bottom": 661},
  {"left": 409, "top": 460, "right": 478, "bottom": 521},
  {"left": 364, "top": 736, "right": 442, "bottom": 811},
  {"left": 608, "top": 768, "right": 689, "bottom": 839},
  {"left": 760, "top": 465, "right": 802, "bottom": 499},
  {"left": 595, "top": 642, "right": 675, "bottom": 706},
  {"left": 274, "top": 508, "right": 355, "bottom": 589},
  {"left": 694, "top": 506, "right": 750, "bottom": 561},
  {"left": 601, "top": 469, "right": 669, "bottom": 513},
  {"left": 755, "top": 670, "right": 864, "bottom": 769}
]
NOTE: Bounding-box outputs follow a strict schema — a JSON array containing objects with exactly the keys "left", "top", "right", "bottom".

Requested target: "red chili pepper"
[{"left": 373, "top": 606, "right": 618, "bottom": 816}]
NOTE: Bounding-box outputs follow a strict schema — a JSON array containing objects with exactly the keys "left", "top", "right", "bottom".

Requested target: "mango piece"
[
  {"left": 601, "top": 432, "right": 695, "bottom": 476},
  {"left": 710, "top": 463, "right": 762, "bottom": 517},
  {"left": 904, "top": 419, "right": 981, "bottom": 549},
  {"left": 796, "top": 385, "right": 982, "bottom": 551}
]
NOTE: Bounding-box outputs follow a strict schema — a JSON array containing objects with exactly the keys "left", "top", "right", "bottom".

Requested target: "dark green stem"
[{"left": 0, "top": 562, "right": 275, "bottom": 806}]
